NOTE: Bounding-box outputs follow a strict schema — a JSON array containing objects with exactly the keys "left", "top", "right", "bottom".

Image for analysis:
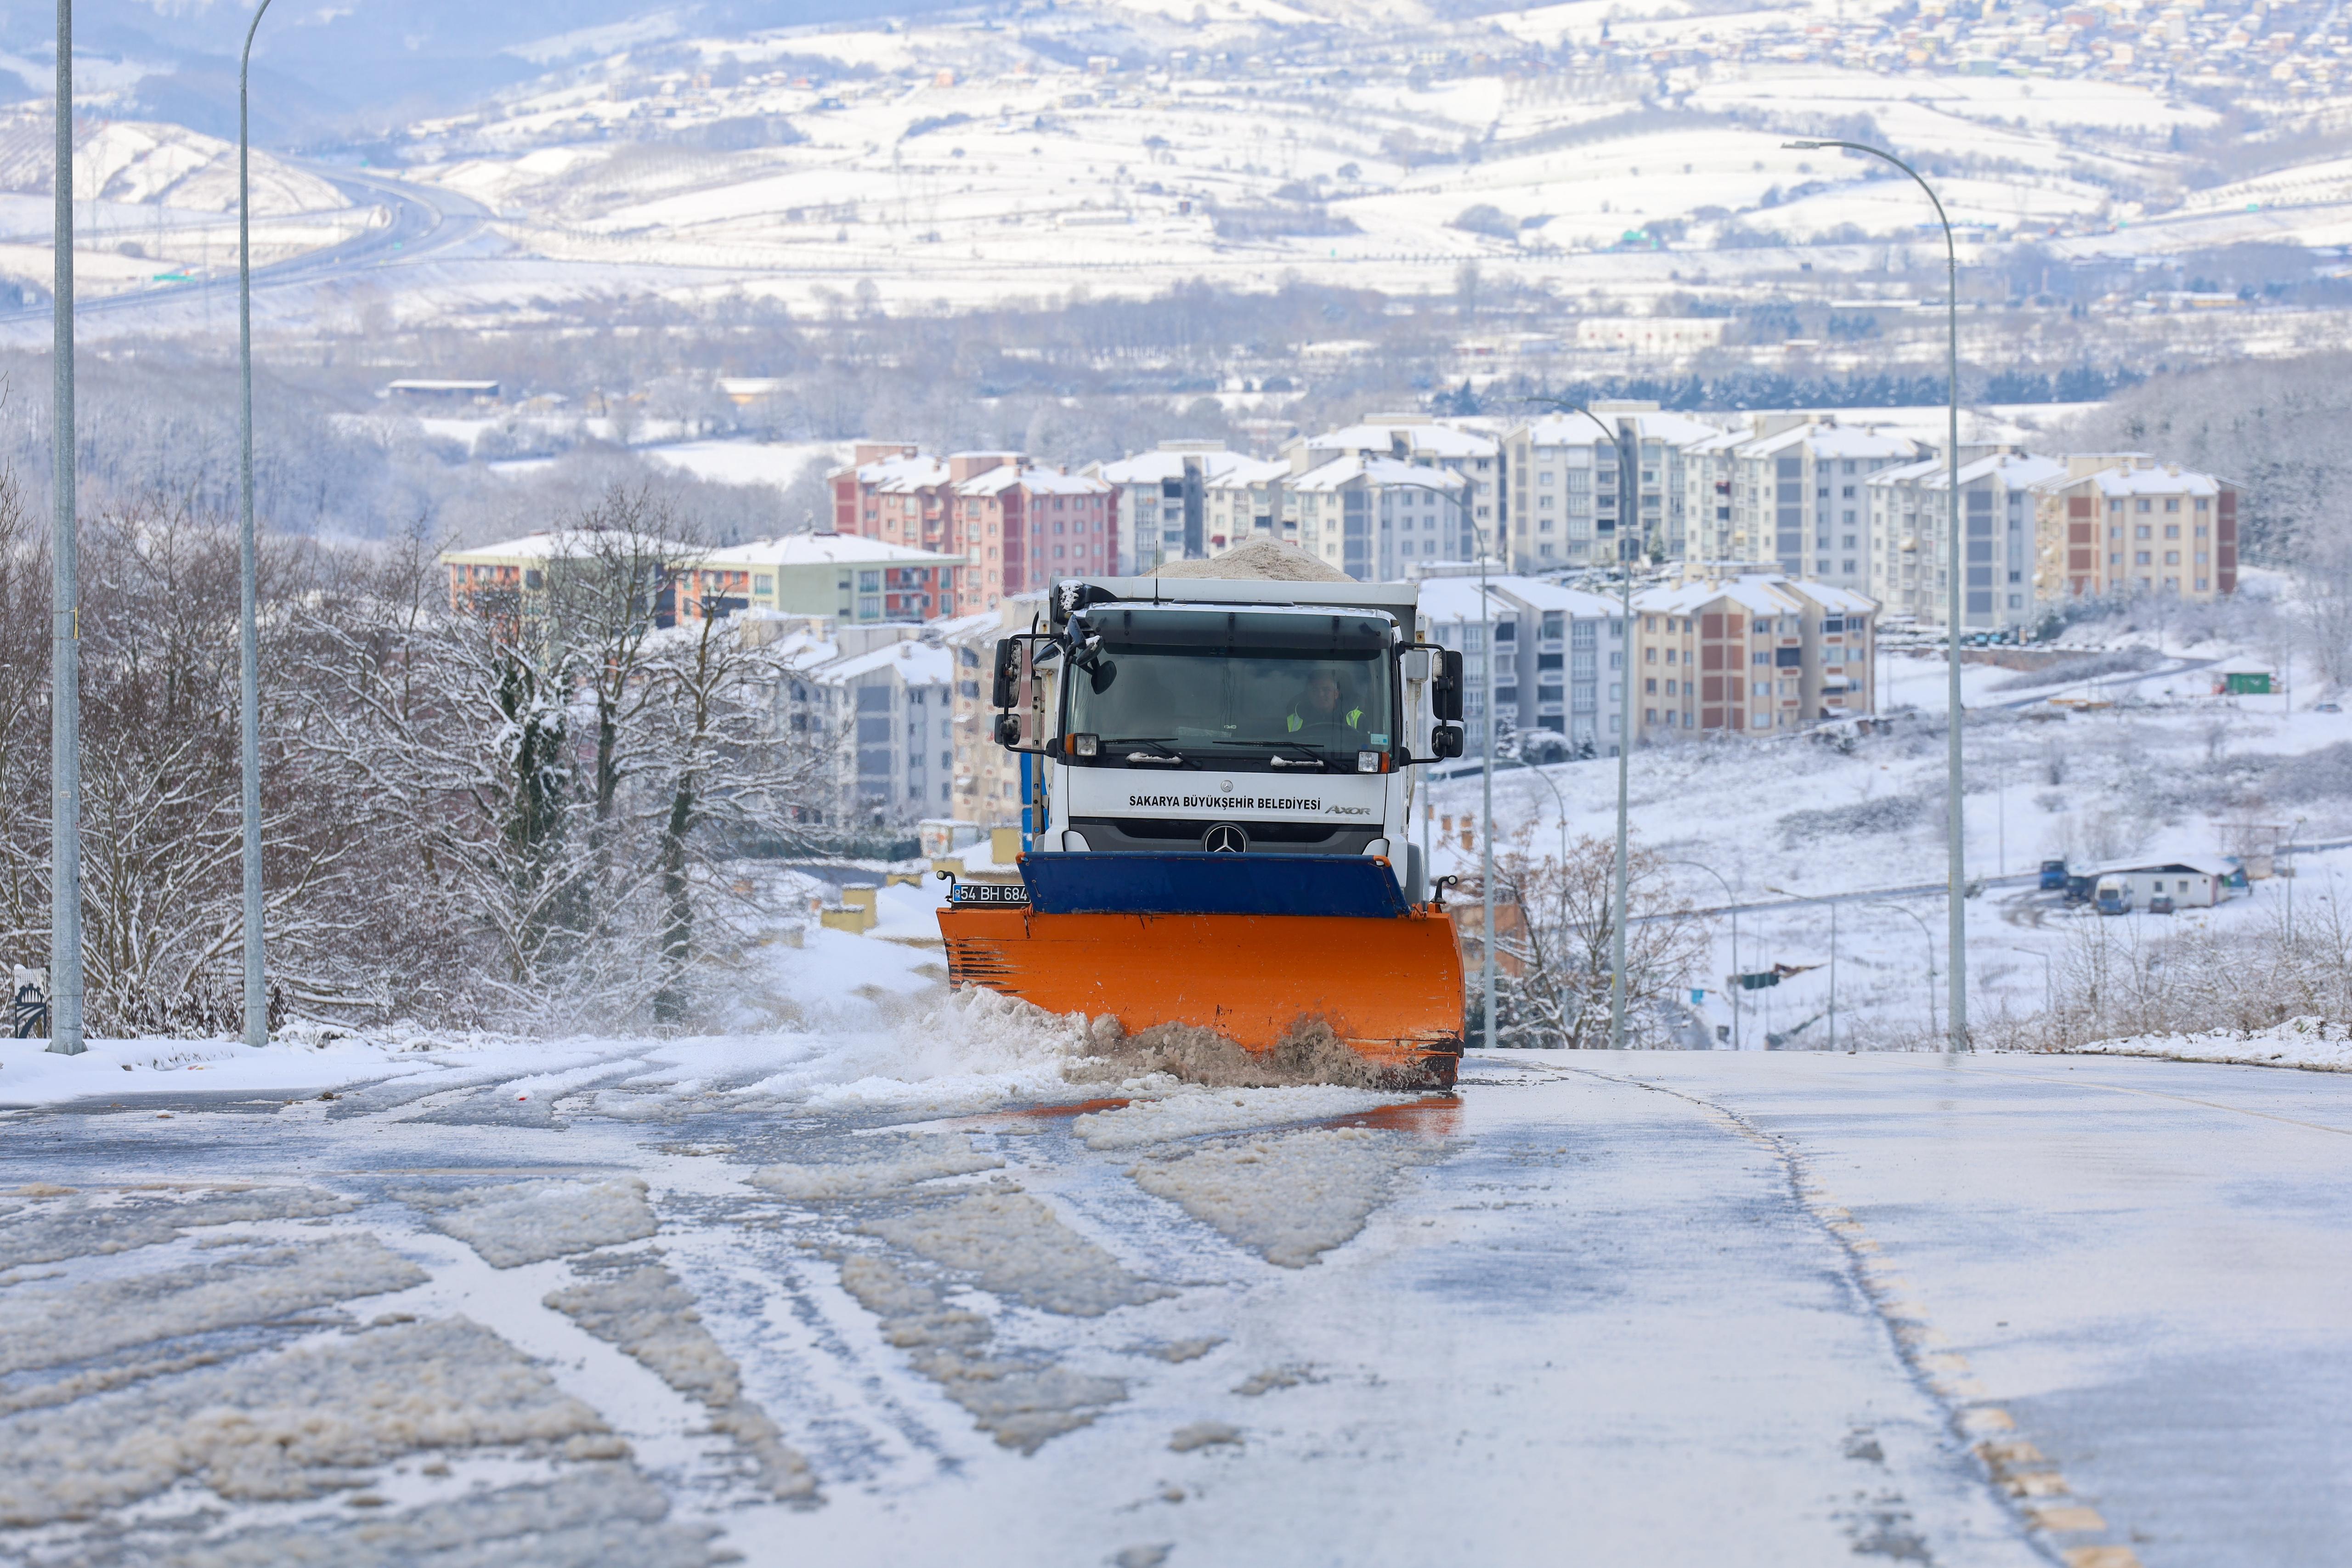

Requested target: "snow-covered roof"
[
  {"left": 705, "top": 533, "right": 961, "bottom": 568},
  {"left": 1095, "top": 448, "right": 1249, "bottom": 485},
  {"left": 1291, "top": 454, "right": 1466, "bottom": 493},
  {"left": 867, "top": 456, "right": 951, "bottom": 492},
  {"left": 1414, "top": 572, "right": 1614, "bottom": 623},
  {"left": 1736, "top": 424, "right": 1919, "bottom": 462},
  {"left": 1202, "top": 455, "right": 1290, "bottom": 488},
  {"left": 1311, "top": 421, "right": 1498, "bottom": 459},
  {"left": 956, "top": 464, "right": 1113, "bottom": 498},
  {"left": 1778, "top": 578, "right": 1878, "bottom": 615},
  {"left": 1633, "top": 576, "right": 1803, "bottom": 618},
  {"left": 443, "top": 529, "right": 699, "bottom": 564},
  {"left": 1515, "top": 410, "right": 1731, "bottom": 449},
  {"left": 2041, "top": 463, "right": 2231, "bottom": 497},
  {"left": 819, "top": 638, "right": 954, "bottom": 685},
  {"left": 1868, "top": 451, "right": 2069, "bottom": 491}
]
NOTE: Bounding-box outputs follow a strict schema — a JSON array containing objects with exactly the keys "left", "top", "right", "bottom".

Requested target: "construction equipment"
[{"left": 936, "top": 564, "right": 1469, "bottom": 1087}]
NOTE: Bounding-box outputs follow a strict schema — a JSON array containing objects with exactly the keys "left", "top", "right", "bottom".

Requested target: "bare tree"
[{"left": 1488, "top": 829, "right": 1711, "bottom": 1049}]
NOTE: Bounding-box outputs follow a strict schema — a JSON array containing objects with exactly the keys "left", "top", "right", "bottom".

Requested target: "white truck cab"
[{"left": 989, "top": 574, "right": 1465, "bottom": 905}]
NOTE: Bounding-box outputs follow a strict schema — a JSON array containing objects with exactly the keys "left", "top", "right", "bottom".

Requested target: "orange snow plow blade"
[{"left": 939, "top": 859, "right": 1465, "bottom": 1091}]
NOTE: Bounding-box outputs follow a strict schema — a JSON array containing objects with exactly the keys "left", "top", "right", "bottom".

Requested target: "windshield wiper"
[
  {"left": 1109, "top": 738, "right": 1189, "bottom": 766},
  {"left": 1229, "top": 740, "right": 1332, "bottom": 771}
]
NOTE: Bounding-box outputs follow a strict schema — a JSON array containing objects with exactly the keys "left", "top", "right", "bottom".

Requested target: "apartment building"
[
  {"left": 2033, "top": 456, "right": 2239, "bottom": 603},
  {"left": 1092, "top": 442, "right": 1224, "bottom": 571},
  {"left": 772, "top": 623, "right": 957, "bottom": 826},
  {"left": 1203, "top": 455, "right": 1292, "bottom": 553},
  {"left": 950, "top": 456, "right": 1115, "bottom": 609},
  {"left": 1289, "top": 417, "right": 1504, "bottom": 551},
  {"left": 1291, "top": 454, "right": 1469, "bottom": 581},
  {"left": 1628, "top": 574, "right": 1876, "bottom": 741},
  {"left": 441, "top": 529, "right": 718, "bottom": 624},
  {"left": 939, "top": 596, "right": 1044, "bottom": 829},
  {"left": 1500, "top": 404, "right": 1724, "bottom": 570},
  {"left": 1724, "top": 422, "right": 1921, "bottom": 592},
  {"left": 1865, "top": 449, "right": 2065, "bottom": 630},
  {"left": 1416, "top": 572, "right": 1626, "bottom": 755},
  {"left": 702, "top": 533, "right": 964, "bottom": 623}
]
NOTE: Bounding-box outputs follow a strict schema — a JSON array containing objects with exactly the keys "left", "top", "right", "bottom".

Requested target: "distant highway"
[{"left": 0, "top": 161, "right": 496, "bottom": 328}]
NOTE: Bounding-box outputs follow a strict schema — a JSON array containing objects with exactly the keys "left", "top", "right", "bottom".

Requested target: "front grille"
[{"left": 1068, "top": 817, "right": 1382, "bottom": 855}]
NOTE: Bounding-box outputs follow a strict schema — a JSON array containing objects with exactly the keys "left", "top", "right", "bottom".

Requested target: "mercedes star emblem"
[{"left": 1202, "top": 823, "right": 1249, "bottom": 854}]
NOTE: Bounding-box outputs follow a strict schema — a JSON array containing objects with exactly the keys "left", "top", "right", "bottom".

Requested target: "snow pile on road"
[
  {"left": 545, "top": 1258, "right": 815, "bottom": 1500},
  {"left": 833, "top": 1252, "right": 1127, "bottom": 1453},
  {"left": 0, "top": 1317, "right": 605, "bottom": 1523},
  {"left": 860, "top": 1190, "right": 1174, "bottom": 1316},
  {"left": 1071, "top": 1085, "right": 1401, "bottom": 1151},
  {"left": 0, "top": 1183, "right": 355, "bottom": 1268},
  {"left": 402, "top": 1177, "right": 658, "bottom": 1268},
  {"left": 0, "top": 1237, "right": 426, "bottom": 1375},
  {"left": 2058, "top": 1014, "right": 2352, "bottom": 1072},
  {"left": 740, "top": 990, "right": 1092, "bottom": 1112},
  {"left": 131, "top": 1465, "right": 720, "bottom": 1568},
  {"left": 1130, "top": 1127, "right": 1422, "bottom": 1268},
  {"left": 749, "top": 1133, "right": 1005, "bottom": 1200},
  {"left": 1070, "top": 1017, "right": 1393, "bottom": 1090}
]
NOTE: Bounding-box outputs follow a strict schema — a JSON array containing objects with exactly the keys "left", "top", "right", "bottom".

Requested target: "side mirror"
[
  {"left": 990, "top": 634, "right": 1055, "bottom": 754},
  {"left": 991, "top": 638, "right": 1020, "bottom": 709},
  {"left": 1430, "top": 724, "right": 1465, "bottom": 760},
  {"left": 1433, "top": 650, "right": 1465, "bottom": 723}
]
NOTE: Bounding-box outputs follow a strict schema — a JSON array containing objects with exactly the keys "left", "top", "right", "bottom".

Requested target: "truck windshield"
[{"left": 1065, "top": 608, "right": 1394, "bottom": 768}]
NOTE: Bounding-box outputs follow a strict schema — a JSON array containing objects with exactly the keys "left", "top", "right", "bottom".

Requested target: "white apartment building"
[
  {"left": 1091, "top": 442, "right": 1271, "bottom": 572},
  {"left": 1725, "top": 422, "right": 1921, "bottom": 593},
  {"left": 1866, "top": 449, "right": 2066, "bottom": 630},
  {"left": 1291, "top": 455, "right": 1469, "bottom": 581},
  {"left": 1416, "top": 572, "right": 1626, "bottom": 756},
  {"left": 1499, "top": 404, "right": 1726, "bottom": 571},
  {"left": 775, "top": 624, "right": 956, "bottom": 825},
  {"left": 1203, "top": 455, "right": 1293, "bottom": 552},
  {"left": 1289, "top": 417, "right": 1504, "bottom": 551}
]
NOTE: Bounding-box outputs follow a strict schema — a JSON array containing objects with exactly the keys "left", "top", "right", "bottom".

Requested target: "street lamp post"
[
  {"left": 1477, "top": 510, "right": 1496, "bottom": 1053},
  {"left": 1786, "top": 136, "right": 1967, "bottom": 1055},
  {"left": 235, "top": 0, "right": 277, "bottom": 1049},
  {"left": 1668, "top": 859, "right": 1738, "bottom": 1050},
  {"left": 1869, "top": 902, "right": 1938, "bottom": 1042},
  {"left": 2287, "top": 815, "right": 2306, "bottom": 947},
  {"left": 1524, "top": 398, "right": 1640, "bottom": 1048},
  {"left": 47, "top": 0, "right": 82, "bottom": 1055},
  {"left": 1768, "top": 887, "right": 1836, "bottom": 1050}
]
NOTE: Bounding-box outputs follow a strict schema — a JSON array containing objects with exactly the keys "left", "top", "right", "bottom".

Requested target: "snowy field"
[
  {"left": 1427, "top": 628, "right": 2352, "bottom": 1053},
  {"left": 0, "top": 974, "right": 2346, "bottom": 1565}
]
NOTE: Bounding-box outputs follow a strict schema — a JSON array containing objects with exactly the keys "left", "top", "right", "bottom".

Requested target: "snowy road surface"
[{"left": 0, "top": 1036, "right": 2344, "bottom": 1567}]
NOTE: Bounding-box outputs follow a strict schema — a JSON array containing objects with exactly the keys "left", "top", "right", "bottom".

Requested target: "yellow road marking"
[
  {"left": 2033, "top": 1505, "right": 2108, "bottom": 1532},
  {"left": 2062, "top": 1547, "right": 2145, "bottom": 1568}
]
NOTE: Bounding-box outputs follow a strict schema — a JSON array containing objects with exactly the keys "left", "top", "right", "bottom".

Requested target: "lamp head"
[{"left": 1782, "top": 140, "right": 1823, "bottom": 150}]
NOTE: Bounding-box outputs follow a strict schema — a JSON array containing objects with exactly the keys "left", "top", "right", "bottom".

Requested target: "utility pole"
[
  {"left": 1609, "top": 416, "right": 1637, "bottom": 1049},
  {"left": 1521, "top": 398, "right": 1641, "bottom": 1048},
  {"left": 237, "top": 0, "right": 276, "bottom": 1048},
  {"left": 1478, "top": 514, "right": 1496, "bottom": 1052},
  {"left": 1786, "top": 136, "right": 1966, "bottom": 1053},
  {"left": 47, "top": 0, "right": 82, "bottom": 1055}
]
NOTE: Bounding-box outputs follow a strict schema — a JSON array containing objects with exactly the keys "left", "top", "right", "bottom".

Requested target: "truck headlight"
[
  {"left": 1070, "top": 733, "right": 1099, "bottom": 758},
  {"left": 1357, "top": 749, "right": 1380, "bottom": 773}
]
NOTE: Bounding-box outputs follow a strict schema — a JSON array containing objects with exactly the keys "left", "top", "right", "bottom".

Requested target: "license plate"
[{"left": 950, "top": 882, "right": 1030, "bottom": 906}]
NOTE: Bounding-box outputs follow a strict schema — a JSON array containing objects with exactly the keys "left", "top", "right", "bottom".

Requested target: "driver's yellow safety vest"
[{"left": 1288, "top": 707, "right": 1363, "bottom": 732}]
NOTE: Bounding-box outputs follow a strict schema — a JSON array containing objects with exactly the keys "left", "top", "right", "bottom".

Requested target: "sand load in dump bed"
[{"left": 1147, "top": 539, "right": 1353, "bottom": 583}]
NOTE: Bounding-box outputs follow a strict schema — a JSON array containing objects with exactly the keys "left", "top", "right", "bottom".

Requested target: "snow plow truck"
[{"left": 935, "top": 552, "right": 1471, "bottom": 1089}]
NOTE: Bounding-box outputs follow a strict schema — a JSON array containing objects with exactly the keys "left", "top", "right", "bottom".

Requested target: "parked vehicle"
[
  {"left": 2064, "top": 873, "right": 2097, "bottom": 905},
  {"left": 2039, "top": 858, "right": 2069, "bottom": 891},
  {"left": 2147, "top": 893, "right": 2177, "bottom": 915},
  {"left": 2095, "top": 875, "right": 2133, "bottom": 916},
  {"left": 2318, "top": 702, "right": 2343, "bottom": 714}
]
